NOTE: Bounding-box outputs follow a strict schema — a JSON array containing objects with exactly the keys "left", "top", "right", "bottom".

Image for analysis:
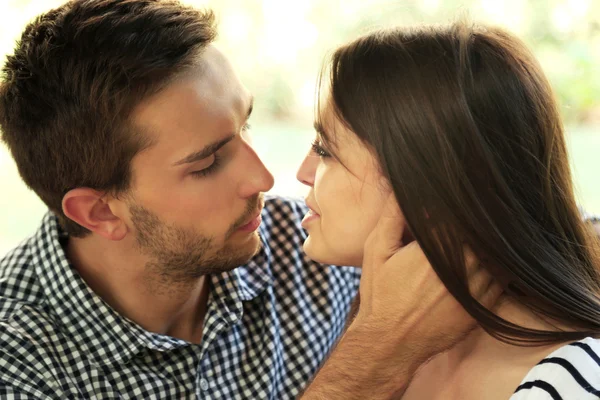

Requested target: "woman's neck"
[
  {"left": 402, "top": 297, "right": 573, "bottom": 400},
  {"left": 448, "top": 296, "right": 568, "bottom": 366}
]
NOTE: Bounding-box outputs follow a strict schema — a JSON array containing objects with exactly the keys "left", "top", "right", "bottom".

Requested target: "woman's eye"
[
  {"left": 311, "top": 140, "right": 331, "bottom": 158},
  {"left": 190, "top": 154, "right": 222, "bottom": 178}
]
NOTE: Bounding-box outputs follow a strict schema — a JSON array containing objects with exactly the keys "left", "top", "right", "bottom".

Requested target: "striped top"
[{"left": 511, "top": 337, "right": 600, "bottom": 400}]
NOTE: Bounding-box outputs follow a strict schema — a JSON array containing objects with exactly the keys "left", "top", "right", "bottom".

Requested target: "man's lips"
[
  {"left": 237, "top": 204, "right": 264, "bottom": 232},
  {"left": 237, "top": 213, "right": 262, "bottom": 232}
]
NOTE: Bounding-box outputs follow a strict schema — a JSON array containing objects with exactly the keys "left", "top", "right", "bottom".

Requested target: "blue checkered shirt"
[{"left": 0, "top": 196, "right": 360, "bottom": 399}]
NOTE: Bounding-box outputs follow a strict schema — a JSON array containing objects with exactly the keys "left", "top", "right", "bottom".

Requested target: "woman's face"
[{"left": 296, "top": 98, "right": 400, "bottom": 267}]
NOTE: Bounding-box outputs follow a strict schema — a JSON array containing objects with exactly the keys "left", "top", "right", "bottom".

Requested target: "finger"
[
  {"left": 363, "top": 193, "right": 406, "bottom": 263},
  {"left": 384, "top": 240, "right": 425, "bottom": 272},
  {"left": 467, "top": 265, "right": 505, "bottom": 311},
  {"left": 479, "top": 281, "right": 504, "bottom": 310},
  {"left": 463, "top": 247, "right": 479, "bottom": 278},
  {"left": 467, "top": 264, "right": 493, "bottom": 298}
]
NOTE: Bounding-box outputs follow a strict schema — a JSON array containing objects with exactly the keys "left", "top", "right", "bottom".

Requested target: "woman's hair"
[{"left": 319, "top": 21, "right": 600, "bottom": 344}]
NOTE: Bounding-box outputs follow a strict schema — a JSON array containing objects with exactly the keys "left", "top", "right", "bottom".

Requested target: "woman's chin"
[
  {"left": 302, "top": 237, "right": 324, "bottom": 263},
  {"left": 302, "top": 236, "right": 362, "bottom": 267}
]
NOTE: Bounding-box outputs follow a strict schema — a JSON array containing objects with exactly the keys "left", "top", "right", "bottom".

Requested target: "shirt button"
[{"left": 200, "top": 378, "right": 209, "bottom": 391}]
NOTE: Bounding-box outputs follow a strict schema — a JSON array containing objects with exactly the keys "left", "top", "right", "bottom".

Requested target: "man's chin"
[
  {"left": 220, "top": 232, "right": 262, "bottom": 269},
  {"left": 238, "top": 231, "right": 263, "bottom": 261}
]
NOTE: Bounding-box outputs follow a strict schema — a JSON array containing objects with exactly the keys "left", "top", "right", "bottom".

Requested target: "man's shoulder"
[
  {"left": 260, "top": 195, "right": 308, "bottom": 247},
  {"left": 1, "top": 236, "right": 35, "bottom": 272},
  {"left": 261, "top": 195, "right": 308, "bottom": 241},
  {"left": 263, "top": 195, "right": 307, "bottom": 221},
  {"left": 0, "top": 245, "right": 69, "bottom": 398},
  {"left": 260, "top": 194, "right": 361, "bottom": 288},
  {"left": 0, "top": 236, "right": 46, "bottom": 311},
  {"left": 0, "top": 281, "right": 60, "bottom": 353},
  {"left": 0, "top": 235, "right": 62, "bottom": 380},
  {"left": 0, "top": 301, "right": 63, "bottom": 398}
]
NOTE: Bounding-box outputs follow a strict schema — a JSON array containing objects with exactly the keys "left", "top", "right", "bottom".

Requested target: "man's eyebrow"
[
  {"left": 172, "top": 134, "right": 235, "bottom": 166},
  {"left": 172, "top": 96, "right": 253, "bottom": 167}
]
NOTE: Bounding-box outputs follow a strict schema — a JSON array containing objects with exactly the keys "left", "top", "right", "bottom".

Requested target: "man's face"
[{"left": 122, "top": 45, "right": 274, "bottom": 283}]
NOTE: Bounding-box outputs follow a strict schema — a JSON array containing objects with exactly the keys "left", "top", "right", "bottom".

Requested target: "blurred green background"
[{"left": 1, "top": 0, "right": 599, "bottom": 255}]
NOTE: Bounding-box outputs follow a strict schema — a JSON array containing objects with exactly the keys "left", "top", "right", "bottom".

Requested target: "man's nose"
[{"left": 238, "top": 141, "right": 275, "bottom": 198}]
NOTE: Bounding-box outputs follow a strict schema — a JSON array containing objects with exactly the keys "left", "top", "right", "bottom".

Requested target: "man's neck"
[{"left": 66, "top": 235, "right": 210, "bottom": 344}]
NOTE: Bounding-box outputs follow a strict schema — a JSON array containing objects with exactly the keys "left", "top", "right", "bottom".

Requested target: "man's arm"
[
  {"left": 302, "top": 261, "right": 497, "bottom": 400},
  {"left": 301, "top": 323, "right": 421, "bottom": 399}
]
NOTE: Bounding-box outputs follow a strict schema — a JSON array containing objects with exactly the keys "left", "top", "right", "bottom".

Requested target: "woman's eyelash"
[
  {"left": 243, "top": 122, "right": 251, "bottom": 131},
  {"left": 311, "top": 140, "right": 331, "bottom": 157},
  {"left": 190, "top": 154, "right": 222, "bottom": 178}
]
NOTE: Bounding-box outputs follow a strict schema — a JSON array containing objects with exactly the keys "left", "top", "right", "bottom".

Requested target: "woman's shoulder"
[{"left": 510, "top": 337, "right": 600, "bottom": 399}]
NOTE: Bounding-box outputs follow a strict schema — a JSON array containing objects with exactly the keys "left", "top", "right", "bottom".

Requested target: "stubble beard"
[{"left": 129, "top": 195, "right": 263, "bottom": 294}]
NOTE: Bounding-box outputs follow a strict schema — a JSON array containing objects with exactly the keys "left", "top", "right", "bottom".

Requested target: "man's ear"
[{"left": 62, "top": 188, "right": 128, "bottom": 240}]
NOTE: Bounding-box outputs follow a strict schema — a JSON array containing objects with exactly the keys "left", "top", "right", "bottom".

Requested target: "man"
[{"left": 0, "top": 1, "right": 551, "bottom": 399}]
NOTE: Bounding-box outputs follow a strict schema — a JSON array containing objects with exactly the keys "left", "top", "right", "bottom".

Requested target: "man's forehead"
[
  {"left": 177, "top": 45, "right": 236, "bottom": 88},
  {"left": 131, "top": 49, "right": 250, "bottom": 141}
]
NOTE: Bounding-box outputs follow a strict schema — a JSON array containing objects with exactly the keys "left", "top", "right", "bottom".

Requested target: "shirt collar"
[
  {"left": 233, "top": 221, "right": 274, "bottom": 300},
  {"left": 209, "top": 221, "right": 274, "bottom": 324}
]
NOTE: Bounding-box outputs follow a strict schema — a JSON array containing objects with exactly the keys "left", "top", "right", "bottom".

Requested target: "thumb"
[{"left": 363, "top": 193, "right": 406, "bottom": 265}]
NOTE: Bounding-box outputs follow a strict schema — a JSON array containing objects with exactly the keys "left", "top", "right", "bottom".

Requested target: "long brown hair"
[{"left": 320, "top": 22, "right": 600, "bottom": 344}]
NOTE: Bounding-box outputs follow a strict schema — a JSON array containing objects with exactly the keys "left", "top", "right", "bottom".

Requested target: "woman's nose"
[{"left": 296, "top": 152, "right": 317, "bottom": 187}]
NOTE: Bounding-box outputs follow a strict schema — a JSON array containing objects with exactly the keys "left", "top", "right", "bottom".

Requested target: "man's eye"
[
  {"left": 311, "top": 140, "right": 331, "bottom": 158},
  {"left": 190, "top": 154, "right": 222, "bottom": 178}
]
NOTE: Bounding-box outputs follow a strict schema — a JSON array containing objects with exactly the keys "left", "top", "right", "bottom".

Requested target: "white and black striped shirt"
[{"left": 511, "top": 337, "right": 600, "bottom": 399}]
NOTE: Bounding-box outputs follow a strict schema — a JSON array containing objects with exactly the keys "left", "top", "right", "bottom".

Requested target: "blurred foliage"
[{"left": 183, "top": 0, "right": 600, "bottom": 126}]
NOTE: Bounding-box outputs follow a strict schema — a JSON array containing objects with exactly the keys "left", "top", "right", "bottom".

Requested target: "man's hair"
[{"left": 0, "top": 0, "right": 216, "bottom": 236}]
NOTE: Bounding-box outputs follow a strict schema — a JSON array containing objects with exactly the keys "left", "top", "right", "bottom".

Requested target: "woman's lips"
[{"left": 301, "top": 209, "right": 320, "bottom": 227}]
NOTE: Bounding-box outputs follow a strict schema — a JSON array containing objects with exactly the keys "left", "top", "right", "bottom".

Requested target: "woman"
[{"left": 297, "top": 22, "right": 600, "bottom": 399}]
